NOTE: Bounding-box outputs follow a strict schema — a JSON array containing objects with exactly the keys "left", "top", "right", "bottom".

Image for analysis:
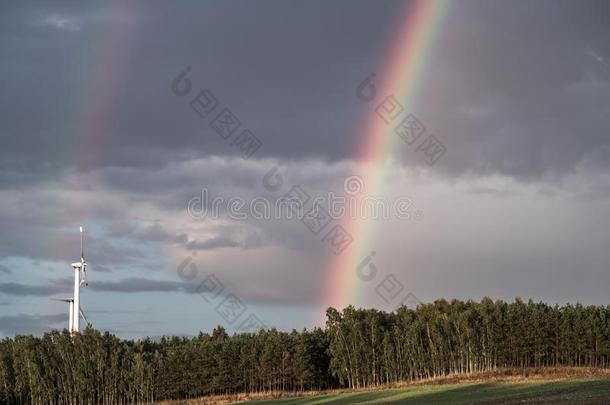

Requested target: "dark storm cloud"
[
  {"left": 0, "top": 0, "right": 394, "bottom": 179},
  {"left": 2, "top": 1, "right": 609, "bottom": 182},
  {"left": 418, "top": 0, "right": 610, "bottom": 180}
]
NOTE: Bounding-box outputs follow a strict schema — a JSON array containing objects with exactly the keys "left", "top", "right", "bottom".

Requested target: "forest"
[{"left": 2, "top": 297, "right": 610, "bottom": 404}]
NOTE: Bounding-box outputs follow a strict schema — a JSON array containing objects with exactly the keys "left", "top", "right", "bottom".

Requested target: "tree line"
[
  {"left": 1, "top": 298, "right": 610, "bottom": 404},
  {"left": 326, "top": 298, "right": 610, "bottom": 388}
]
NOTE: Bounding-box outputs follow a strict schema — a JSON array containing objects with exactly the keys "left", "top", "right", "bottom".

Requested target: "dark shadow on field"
[
  {"left": 247, "top": 389, "right": 406, "bottom": 404},
  {"left": 368, "top": 379, "right": 610, "bottom": 404},
  {"left": 245, "top": 379, "right": 610, "bottom": 404}
]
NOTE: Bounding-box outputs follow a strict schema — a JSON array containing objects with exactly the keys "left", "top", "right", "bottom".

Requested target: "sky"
[{"left": 1, "top": 0, "right": 610, "bottom": 339}]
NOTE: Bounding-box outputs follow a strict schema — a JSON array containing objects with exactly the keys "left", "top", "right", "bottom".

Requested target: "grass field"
[{"left": 239, "top": 379, "right": 610, "bottom": 404}]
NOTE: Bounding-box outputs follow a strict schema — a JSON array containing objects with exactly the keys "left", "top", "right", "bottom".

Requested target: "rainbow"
[
  {"left": 71, "top": 2, "right": 140, "bottom": 170},
  {"left": 324, "top": 0, "right": 450, "bottom": 310}
]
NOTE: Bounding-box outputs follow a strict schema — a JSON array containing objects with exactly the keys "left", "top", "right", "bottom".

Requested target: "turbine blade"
[{"left": 50, "top": 297, "right": 72, "bottom": 302}]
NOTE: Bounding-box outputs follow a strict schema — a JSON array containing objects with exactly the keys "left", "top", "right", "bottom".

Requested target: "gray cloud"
[
  {"left": 0, "top": 277, "right": 194, "bottom": 296},
  {"left": 93, "top": 265, "right": 112, "bottom": 273},
  {"left": 89, "top": 277, "right": 192, "bottom": 294},
  {"left": 40, "top": 14, "right": 81, "bottom": 32},
  {"left": 185, "top": 236, "right": 241, "bottom": 251},
  {"left": 0, "top": 279, "right": 71, "bottom": 296},
  {"left": 136, "top": 224, "right": 173, "bottom": 242},
  {"left": 0, "top": 313, "right": 66, "bottom": 336},
  {"left": 0, "top": 264, "right": 11, "bottom": 274}
]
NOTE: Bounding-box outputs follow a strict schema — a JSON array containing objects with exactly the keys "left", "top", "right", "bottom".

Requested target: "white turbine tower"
[
  {"left": 71, "top": 226, "right": 88, "bottom": 332},
  {"left": 50, "top": 226, "right": 89, "bottom": 333}
]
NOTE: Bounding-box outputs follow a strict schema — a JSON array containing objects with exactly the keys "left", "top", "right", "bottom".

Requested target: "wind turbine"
[
  {"left": 49, "top": 297, "right": 74, "bottom": 332},
  {"left": 50, "top": 226, "right": 90, "bottom": 333},
  {"left": 70, "top": 226, "right": 89, "bottom": 333}
]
